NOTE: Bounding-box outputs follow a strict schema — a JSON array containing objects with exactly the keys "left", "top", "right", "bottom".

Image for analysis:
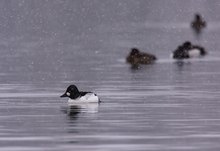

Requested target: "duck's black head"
[
  {"left": 195, "top": 13, "right": 201, "bottom": 20},
  {"left": 183, "top": 41, "right": 192, "bottom": 49},
  {"left": 60, "top": 85, "right": 80, "bottom": 99},
  {"left": 130, "top": 48, "right": 140, "bottom": 55}
]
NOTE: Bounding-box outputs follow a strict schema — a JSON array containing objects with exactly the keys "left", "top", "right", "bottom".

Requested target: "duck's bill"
[{"left": 60, "top": 93, "right": 68, "bottom": 98}]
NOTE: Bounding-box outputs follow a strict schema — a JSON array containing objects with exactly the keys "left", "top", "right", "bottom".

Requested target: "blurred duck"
[
  {"left": 191, "top": 13, "right": 206, "bottom": 34},
  {"left": 172, "top": 41, "right": 206, "bottom": 59},
  {"left": 126, "top": 48, "right": 157, "bottom": 65}
]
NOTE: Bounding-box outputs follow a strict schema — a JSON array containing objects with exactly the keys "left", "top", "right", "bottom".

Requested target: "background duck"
[
  {"left": 172, "top": 41, "right": 207, "bottom": 59},
  {"left": 126, "top": 48, "right": 157, "bottom": 65},
  {"left": 191, "top": 13, "right": 206, "bottom": 34}
]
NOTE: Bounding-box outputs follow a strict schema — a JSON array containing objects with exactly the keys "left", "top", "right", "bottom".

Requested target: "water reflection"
[
  {"left": 61, "top": 103, "right": 99, "bottom": 120},
  {"left": 128, "top": 63, "right": 156, "bottom": 73},
  {"left": 129, "top": 64, "right": 142, "bottom": 70},
  {"left": 61, "top": 106, "right": 81, "bottom": 120},
  {"left": 174, "top": 60, "right": 192, "bottom": 68}
]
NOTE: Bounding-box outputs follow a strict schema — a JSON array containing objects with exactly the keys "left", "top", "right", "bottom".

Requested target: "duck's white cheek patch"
[{"left": 66, "top": 92, "right": 70, "bottom": 96}]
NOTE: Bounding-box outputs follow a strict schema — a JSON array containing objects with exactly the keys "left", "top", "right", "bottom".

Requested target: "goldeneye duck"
[
  {"left": 126, "top": 48, "right": 157, "bottom": 65},
  {"left": 172, "top": 41, "right": 207, "bottom": 59},
  {"left": 191, "top": 13, "right": 206, "bottom": 34},
  {"left": 60, "top": 85, "right": 100, "bottom": 103}
]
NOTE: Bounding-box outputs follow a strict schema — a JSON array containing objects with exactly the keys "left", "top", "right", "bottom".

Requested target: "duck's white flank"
[
  {"left": 68, "top": 93, "right": 99, "bottom": 103},
  {"left": 188, "top": 49, "right": 201, "bottom": 58}
]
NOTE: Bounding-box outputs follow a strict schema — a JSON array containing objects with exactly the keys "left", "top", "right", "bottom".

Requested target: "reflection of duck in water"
[
  {"left": 61, "top": 103, "right": 99, "bottom": 119},
  {"left": 191, "top": 13, "right": 206, "bottom": 34},
  {"left": 61, "top": 105, "right": 81, "bottom": 120},
  {"left": 171, "top": 41, "right": 207, "bottom": 59},
  {"left": 126, "top": 48, "right": 157, "bottom": 66},
  {"left": 60, "top": 85, "right": 100, "bottom": 104}
]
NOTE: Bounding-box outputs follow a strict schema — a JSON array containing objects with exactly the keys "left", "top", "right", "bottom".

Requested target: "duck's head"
[
  {"left": 183, "top": 41, "right": 192, "bottom": 49},
  {"left": 60, "top": 85, "right": 80, "bottom": 99},
  {"left": 195, "top": 13, "right": 201, "bottom": 20},
  {"left": 130, "top": 48, "right": 140, "bottom": 56}
]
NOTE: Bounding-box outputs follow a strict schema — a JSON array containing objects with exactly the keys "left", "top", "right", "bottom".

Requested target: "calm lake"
[{"left": 0, "top": 0, "right": 220, "bottom": 151}]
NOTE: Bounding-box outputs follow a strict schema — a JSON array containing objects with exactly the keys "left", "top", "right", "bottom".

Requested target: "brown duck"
[
  {"left": 191, "top": 13, "right": 206, "bottom": 34},
  {"left": 126, "top": 48, "right": 157, "bottom": 65}
]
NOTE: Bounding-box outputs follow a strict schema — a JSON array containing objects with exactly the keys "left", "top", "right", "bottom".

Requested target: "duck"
[
  {"left": 126, "top": 48, "right": 157, "bottom": 65},
  {"left": 60, "top": 85, "right": 100, "bottom": 103},
  {"left": 172, "top": 41, "right": 207, "bottom": 59},
  {"left": 191, "top": 13, "right": 206, "bottom": 34}
]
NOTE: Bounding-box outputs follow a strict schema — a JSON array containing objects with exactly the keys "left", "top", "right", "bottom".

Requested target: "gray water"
[{"left": 1, "top": 0, "right": 220, "bottom": 150}]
